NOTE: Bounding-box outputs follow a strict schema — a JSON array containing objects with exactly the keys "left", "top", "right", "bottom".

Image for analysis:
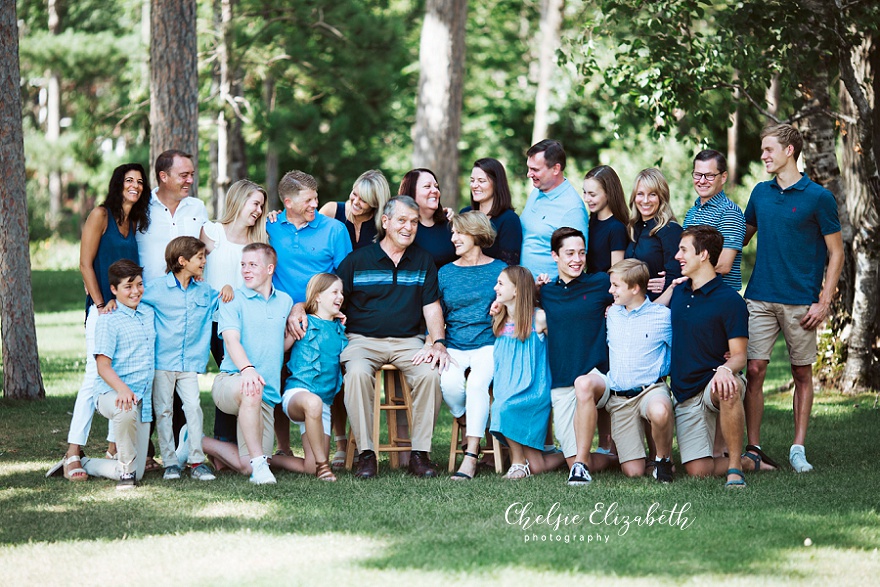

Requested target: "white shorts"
[{"left": 282, "top": 387, "right": 332, "bottom": 437}]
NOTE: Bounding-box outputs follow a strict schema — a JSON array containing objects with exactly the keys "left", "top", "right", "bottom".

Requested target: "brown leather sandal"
[{"left": 315, "top": 460, "right": 337, "bottom": 482}]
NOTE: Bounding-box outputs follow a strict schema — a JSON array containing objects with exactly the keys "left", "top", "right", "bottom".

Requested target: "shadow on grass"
[
  {"left": 1, "top": 393, "right": 879, "bottom": 580},
  {"left": 31, "top": 270, "right": 84, "bottom": 315}
]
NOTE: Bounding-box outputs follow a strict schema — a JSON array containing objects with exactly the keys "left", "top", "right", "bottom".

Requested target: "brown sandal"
[{"left": 315, "top": 460, "right": 337, "bottom": 482}]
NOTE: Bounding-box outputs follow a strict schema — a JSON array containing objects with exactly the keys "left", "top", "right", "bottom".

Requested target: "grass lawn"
[{"left": 1, "top": 270, "right": 879, "bottom": 586}]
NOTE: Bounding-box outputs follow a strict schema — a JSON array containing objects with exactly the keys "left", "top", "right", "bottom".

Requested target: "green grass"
[{"left": 2, "top": 271, "right": 880, "bottom": 586}]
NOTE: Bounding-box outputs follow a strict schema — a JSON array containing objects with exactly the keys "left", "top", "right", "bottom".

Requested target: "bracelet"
[
  {"left": 240, "top": 365, "right": 256, "bottom": 372},
  {"left": 715, "top": 365, "right": 733, "bottom": 374},
  {"left": 95, "top": 303, "right": 106, "bottom": 309},
  {"left": 432, "top": 339, "right": 447, "bottom": 347}
]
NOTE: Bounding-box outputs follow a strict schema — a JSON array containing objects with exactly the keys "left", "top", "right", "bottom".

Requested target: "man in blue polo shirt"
[
  {"left": 266, "top": 170, "right": 352, "bottom": 453},
  {"left": 520, "top": 140, "right": 589, "bottom": 277},
  {"left": 742, "top": 124, "right": 843, "bottom": 473},
  {"left": 337, "top": 196, "right": 450, "bottom": 479},
  {"left": 665, "top": 226, "right": 750, "bottom": 488},
  {"left": 538, "top": 227, "right": 613, "bottom": 486},
  {"left": 682, "top": 149, "right": 746, "bottom": 291},
  {"left": 202, "top": 243, "right": 294, "bottom": 485}
]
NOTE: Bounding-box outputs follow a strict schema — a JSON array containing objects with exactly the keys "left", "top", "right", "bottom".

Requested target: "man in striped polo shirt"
[
  {"left": 336, "top": 196, "right": 450, "bottom": 479},
  {"left": 682, "top": 150, "right": 746, "bottom": 291}
]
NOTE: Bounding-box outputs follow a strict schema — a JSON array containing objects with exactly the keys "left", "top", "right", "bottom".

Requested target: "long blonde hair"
[
  {"left": 627, "top": 168, "right": 677, "bottom": 240},
  {"left": 304, "top": 273, "right": 343, "bottom": 315},
  {"left": 492, "top": 266, "right": 537, "bottom": 342},
  {"left": 219, "top": 179, "right": 269, "bottom": 244}
]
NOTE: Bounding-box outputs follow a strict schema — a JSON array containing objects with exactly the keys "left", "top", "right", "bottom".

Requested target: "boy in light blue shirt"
[
  {"left": 142, "top": 236, "right": 219, "bottom": 481},
  {"left": 85, "top": 259, "right": 155, "bottom": 490}
]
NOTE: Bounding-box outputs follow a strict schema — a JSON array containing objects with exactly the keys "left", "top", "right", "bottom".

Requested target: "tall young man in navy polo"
[
  {"left": 664, "top": 226, "right": 750, "bottom": 488},
  {"left": 742, "top": 124, "right": 843, "bottom": 473},
  {"left": 538, "top": 227, "right": 613, "bottom": 486}
]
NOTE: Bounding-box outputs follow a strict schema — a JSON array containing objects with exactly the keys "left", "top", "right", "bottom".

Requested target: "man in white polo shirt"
[{"left": 137, "top": 150, "right": 208, "bottom": 282}]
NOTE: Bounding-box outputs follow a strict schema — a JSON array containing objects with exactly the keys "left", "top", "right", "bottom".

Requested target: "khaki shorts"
[
  {"left": 606, "top": 381, "right": 672, "bottom": 463},
  {"left": 551, "top": 369, "right": 610, "bottom": 458},
  {"left": 746, "top": 299, "right": 817, "bottom": 366},
  {"left": 673, "top": 373, "right": 746, "bottom": 464},
  {"left": 212, "top": 372, "right": 275, "bottom": 458}
]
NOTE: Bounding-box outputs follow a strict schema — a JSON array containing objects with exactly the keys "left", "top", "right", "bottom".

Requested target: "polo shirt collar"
[
  {"left": 541, "top": 178, "right": 572, "bottom": 198},
  {"left": 280, "top": 212, "right": 317, "bottom": 229},
  {"left": 375, "top": 242, "right": 413, "bottom": 265},
  {"left": 693, "top": 190, "right": 727, "bottom": 208},
  {"left": 149, "top": 187, "right": 198, "bottom": 211},
  {"left": 554, "top": 272, "right": 586, "bottom": 287},
  {"left": 243, "top": 285, "right": 277, "bottom": 300},
  {"left": 771, "top": 172, "right": 811, "bottom": 192},
  {"left": 684, "top": 274, "right": 724, "bottom": 295}
]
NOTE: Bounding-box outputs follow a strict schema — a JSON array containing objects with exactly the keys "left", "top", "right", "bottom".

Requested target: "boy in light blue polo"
[
  {"left": 202, "top": 243, "right": 294, "bottom": 484},
  {"left": 142, "top": 236, "right": 220, "bottom": 481}
]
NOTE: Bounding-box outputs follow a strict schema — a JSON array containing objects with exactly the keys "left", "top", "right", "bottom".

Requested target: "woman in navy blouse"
[
  {"left": 624, "top": 168, "right": 683, "bottom": 300},
  {"left": 460, "top": 158, "right": 522, "bottom": 265},
  {"left": 398, "top": 168, "right": 457, "bottom": 268}
]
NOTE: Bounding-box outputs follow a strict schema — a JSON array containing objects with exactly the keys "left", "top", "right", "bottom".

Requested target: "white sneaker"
[
  {"left": 789, "top": 446, "right": 814, "bottom": 473},
  {"left": 249, "top": 459, "right": 277, "bottom": 485}
]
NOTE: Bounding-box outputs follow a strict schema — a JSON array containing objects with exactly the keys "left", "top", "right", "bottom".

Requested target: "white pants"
[
  {"left": 83, "top": 395, "right": 150, "bottom": 480},
  {"left": 153, "top": 370, "right": 205, "bottom": 466},
  {"left": 440, "top": 346, "right": 494, "bottom": 439},
  {"left": 66, "top": 305, "right": 115, "bottom": 447}
]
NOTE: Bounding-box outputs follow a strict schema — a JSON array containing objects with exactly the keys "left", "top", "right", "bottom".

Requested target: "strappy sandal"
[
  {"left": 725, "top": 468, "right": 747, "bottom": 489},
  {"left": 331, "top": 435, "right": 347, "bottom": 469},
  {"left": 451, "top": 451, "right": 479, "bottom": 481},
  {"left": 504, "top": 461, "right": 531, "bottom": 480},
  {"left": 315, "top": 460, "right": 337, "bottom": 482},
  {"left": 743, "top": 444, "right": 779, "bottom": 470},
  {"left": 63, "top": 455, "right": 88, "bottom": 482}
]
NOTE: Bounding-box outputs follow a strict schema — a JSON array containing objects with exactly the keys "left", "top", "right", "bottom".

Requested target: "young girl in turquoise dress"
[
  {"left": 490, "top": 266, "right": 566, "bottom": 479},
  {"left": 269, "top": 273, "right": 348, "bottom": 482}
]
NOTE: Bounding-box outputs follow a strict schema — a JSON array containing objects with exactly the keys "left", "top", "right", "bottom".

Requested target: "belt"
[{"left": 610, "top": 377, "right": 665, "bottom": 398}]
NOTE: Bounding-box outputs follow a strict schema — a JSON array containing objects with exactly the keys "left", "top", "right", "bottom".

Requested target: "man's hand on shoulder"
[{"left": 287, "top": 303, "right": 308, "bottom": 340}]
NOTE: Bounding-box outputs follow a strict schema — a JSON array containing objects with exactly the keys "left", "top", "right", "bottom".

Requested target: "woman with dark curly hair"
[{"left": 53, "top": 163, "right": 150, "bottom": 482}]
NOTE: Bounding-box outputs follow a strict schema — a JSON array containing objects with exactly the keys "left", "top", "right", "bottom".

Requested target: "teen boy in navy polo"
[
  {"left": 141, "top": 236, "right": 219, "bottom": 481},
  {"left": 202, "top": 243, "right": 294, "bottom": 485},
  {"left": 538, "top": 227, "right": 613, "bottom": 486},
  {"left": 742, "top": 124, "right": 843, "bottom": 473},
  {"left": 86, "top": 259, "right": 155, "bottom": 490},
  {"left": 663, "top": 226, "right": 750, "bottom": 488}
]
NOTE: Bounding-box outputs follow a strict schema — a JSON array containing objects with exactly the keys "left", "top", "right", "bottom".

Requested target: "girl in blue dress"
[
  {"left": 270, "top": 273, "right": 348, "bottom": 482},
  {"left": 490, "top": 266, "right": 565, "bottom": 479}
]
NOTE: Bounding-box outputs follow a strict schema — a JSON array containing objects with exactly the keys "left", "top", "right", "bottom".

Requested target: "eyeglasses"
[{"left": 692, "top": 172, "right": 720, "bottom": 181}]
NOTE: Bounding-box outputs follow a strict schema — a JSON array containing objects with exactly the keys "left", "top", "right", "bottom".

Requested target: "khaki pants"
[
  {"left": 85, "top": 393, "right": 151, "bottom": 480},
  {"left": 341, "top": 334, "right": 441, "bottom": 453}
]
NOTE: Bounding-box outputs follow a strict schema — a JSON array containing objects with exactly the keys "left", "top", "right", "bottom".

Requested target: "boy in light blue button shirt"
[{"left": 142, "top": 236, "right": 219, "bottom": 481}]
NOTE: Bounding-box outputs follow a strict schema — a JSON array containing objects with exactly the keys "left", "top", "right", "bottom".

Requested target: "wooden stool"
[
  {"left": 449, "top": 416, "right": 506, "bottom": 474},
  {"left": 344, "top": 365, "right": 413, "bottom": 470}
]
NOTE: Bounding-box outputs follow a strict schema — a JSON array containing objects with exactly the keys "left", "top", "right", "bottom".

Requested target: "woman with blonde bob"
[
  {"left": 270, "top": 273, "right": 348, "bottom": 482},
  {"left": 434, "top": 211, "right": 506, "bottom": 480},
  {"left": 200, "top": 179, "right": 269, "bottom": 448},
  {"left": 624, "top": 168, "right": 683, "bottom": 300},
  {"left": 319, "top": 169, "right": 391, "bottom": 250}
]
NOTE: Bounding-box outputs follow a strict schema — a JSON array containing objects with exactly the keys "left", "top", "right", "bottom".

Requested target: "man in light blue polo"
[
  {"left": 202, "top": 243, "right": 294, "bottom": 485},
  {"left": 683, "top": 149, "right": 746, "bottom": 291},
  {"left": 266, "top": 170, "right": 352, "bottom": 304},
  {"left": 520, "top": 139, "right": 589, "bottom": 277}
]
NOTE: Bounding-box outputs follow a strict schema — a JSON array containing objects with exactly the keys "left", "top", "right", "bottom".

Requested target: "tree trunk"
[
  {"left": 531, "top": 0, "right": 563, "bottom": 146},
  {"left": 150, "top": 0, "right": 199, "bottom": 196},
  {"left": 47, "top": 0, "right": 62, "bottom": 230},
  {"left": 837, "top": 30, "right": 880, "bottom": 392},
  {"left": 0, "top": 3, "right": 46, "bottom": 400},
  {"left": 765, "top": 74, "right": 780, "bottom": 118},
  {"left": 412, "top": 0, "right": 468, "bottom": 210},
  {"left": 727, "top": 82, "right": 740, "bottom": 186},
  {"left": 263, "top": 75, "right": 279, "bottom": 208}
]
